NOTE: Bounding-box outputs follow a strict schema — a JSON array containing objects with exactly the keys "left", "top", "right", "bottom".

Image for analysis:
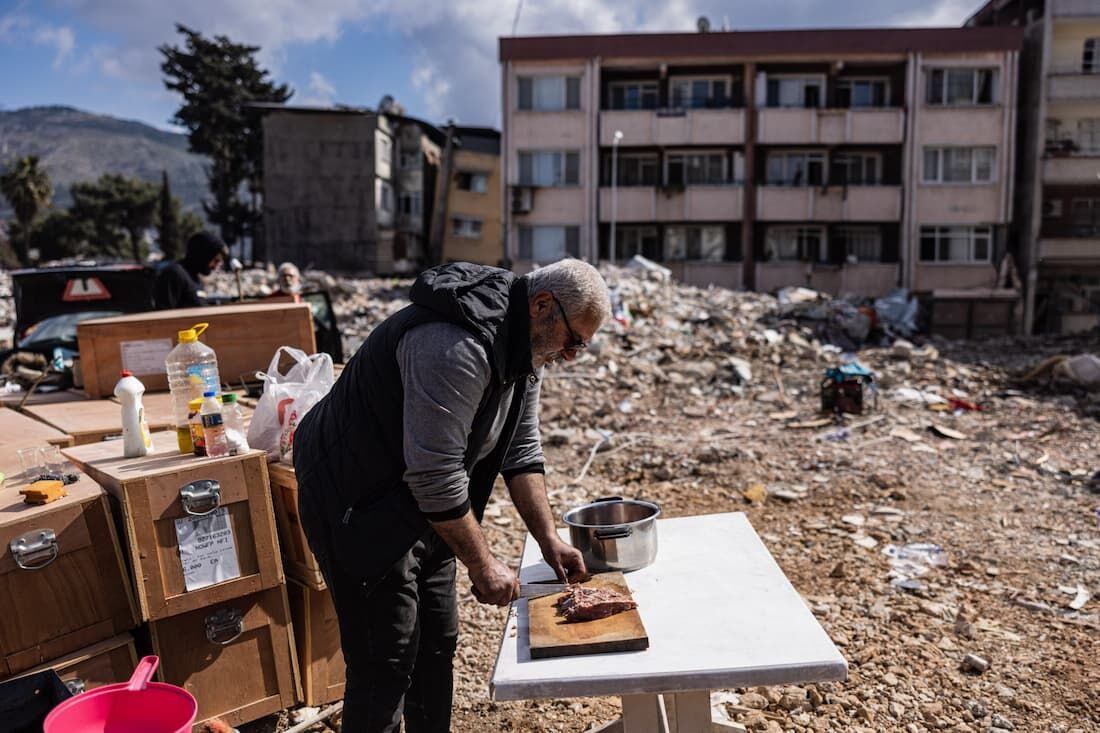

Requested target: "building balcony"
[
  {"left": 1052, "top": 0, "right": 1100, "bottom": 17},
  {"left": 599, "top": 108, "right": 746, "bottom": 147},
  {"left": 756, "top": 262, "right": 898, "bottom": 297},
  {"left": 510, "top": 111, "right": 587, "bottom": 148},
  {"left": 756, "top": 108, "right": 904, "bottom": 145},
  {"left": 915, "top": 107, "right": 1004, "bottom": 145},
  {"left": 755, "top": 185, "right": 902, "bottom": 222},
  {"left": 1039, "top": 237, "right": 1100, "bottom": 263},
  {"left": 597, "top": 185, "right": 743, "bottom": 223},
  {"left": 1042, "top": 155, "right": 1100, "bottom": 183},
  {"left": 1047, "top": 70, "right": 1100, "bottom": 100}
]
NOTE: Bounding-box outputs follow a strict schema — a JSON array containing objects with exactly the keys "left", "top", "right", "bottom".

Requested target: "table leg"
[
  {"left": 621, "top": 693, "right": 669, "bottom": 733},
  {"left": 661, "top": 691, "right": 745, "bottom": 733}
]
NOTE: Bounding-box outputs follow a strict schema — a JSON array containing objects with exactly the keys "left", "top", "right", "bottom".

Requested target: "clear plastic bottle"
[
  {"left": 113, "top": 371, "right": 152, "bottom": 458},
  {"left": 200, "top": 391, "right": 229, "bottom": 458},
  {"left": 188, "top": 398, "right": 206, "bottom": 457},
  {"left": 165, "top": 323, "right": 221, "bottom": 453},
  {"left": 220, "top": 393, "right": 250, "bottom": 455}
]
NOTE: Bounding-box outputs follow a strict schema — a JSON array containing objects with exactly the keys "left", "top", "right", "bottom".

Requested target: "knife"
[{"left": 518, "top": 582, "right": 571, "bottom": 599}]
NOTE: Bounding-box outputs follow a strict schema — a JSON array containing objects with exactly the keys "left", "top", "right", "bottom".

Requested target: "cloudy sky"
[{"left": 0, "top": 0, "right": 979, "bottom": 131}]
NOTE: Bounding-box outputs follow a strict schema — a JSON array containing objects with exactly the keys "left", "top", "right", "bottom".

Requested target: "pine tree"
[{"left": 157, "top": 171, "right": 182, "bottom": 260}]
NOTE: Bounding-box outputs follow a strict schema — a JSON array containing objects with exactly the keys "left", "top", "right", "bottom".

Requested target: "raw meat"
[{"left": 554, "top": 585, "right": 638, "bottom": 622}]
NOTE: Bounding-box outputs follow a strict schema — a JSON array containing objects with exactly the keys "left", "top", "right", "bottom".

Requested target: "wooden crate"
[
  {"left": 287, "top": 579, "right": 344, "bottom": 707},
  {"left": 15, "top": 633, "right": 138, "bottom": 695},
  {"left": 267, "top": 463, "right": 325, "bottom": 590},
  {"left": 0, "top": 405, "right": 74, "bottom": 453},
  {"left": 76, "top": 302, "right": 316, "bottom": 398},
  {"left": 0, "top": 477, "right": 139, "bottom": 676},
  {"left": 151, "top": 585, "right": 300, "bottom": 728},
  {"left": 61, "top": 431, "right": 284, "bottom": 621},
  {"left": 24, "top": 398, "right": 175, "bottom": 446}
]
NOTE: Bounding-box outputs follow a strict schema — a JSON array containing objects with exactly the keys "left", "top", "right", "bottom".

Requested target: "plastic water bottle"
[
  {"left": 113, "top": 371, "right": 152, "bottom": 458},
  {"left": 220, "top": 393, "right": 250, "bottom": 455},
  {"left": 165, "top": 323, "right": 221, "bottom": 453},
  {"left": 188, "top": 398, "right": 206, "bottom": 457},
  {"left": 200, "top": 391, "right": 229, "bottom": 458}
]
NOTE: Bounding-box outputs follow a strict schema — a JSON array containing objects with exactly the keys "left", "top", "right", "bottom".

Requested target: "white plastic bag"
[{"left": 248, "top": 346, "right": 335, "bottom": 464}]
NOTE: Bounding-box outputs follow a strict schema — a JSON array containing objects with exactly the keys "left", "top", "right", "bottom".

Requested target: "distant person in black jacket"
[{"left": 153, "top": 231, "right": 228, "bottom": 309}]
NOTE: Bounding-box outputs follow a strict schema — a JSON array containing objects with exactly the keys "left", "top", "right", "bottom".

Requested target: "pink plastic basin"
[{"left": 44, "top": 655, "right": 197, "bottom": 733}]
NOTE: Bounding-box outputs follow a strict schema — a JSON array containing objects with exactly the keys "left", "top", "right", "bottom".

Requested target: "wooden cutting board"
[{"left": 527, "top": 572, "right": 648, "bottom": 659}]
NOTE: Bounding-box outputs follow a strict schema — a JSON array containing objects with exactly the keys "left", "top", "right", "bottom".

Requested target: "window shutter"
[
  {"left": 518, "top": 78, "right": 533, "bottom": 110},
  {"left": 566, "top": 77, "right": 581, "bottom": 109}
]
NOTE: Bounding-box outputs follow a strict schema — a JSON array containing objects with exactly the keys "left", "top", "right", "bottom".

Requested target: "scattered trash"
[
  {"left": 741, "top": 483, "right": 767, "bottom": 504},
  {"left": 929, "top": 424, "right": 968, "bottom": 440},
  {"left": 891, "top": 387, "right": 947, "bottom": 405},
  {"left": 883, "top": 543, "right": 948, "bottom": 590},
  {"left": 821, "top": 362, "right": 875, "bottom": 415},
  {"left": 961, "top": 653, "right": 991, "bottom": 675},
  {"left": 873, "top": 288, "right": 919, "bottom": 338}
]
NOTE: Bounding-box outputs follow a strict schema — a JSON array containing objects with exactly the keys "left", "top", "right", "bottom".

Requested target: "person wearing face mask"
[
  {"left": 292, "top": 258, "right": 610, "bottom": 733},
  {"left": 152, "top": 231, "right": 229, "bottom": 310}
]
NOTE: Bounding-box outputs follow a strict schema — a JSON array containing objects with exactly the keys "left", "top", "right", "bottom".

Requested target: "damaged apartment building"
[
  {"left": 499, "top": 25, "right": 1026, "bottom": 336},
  {"left": 259, "top": 102, "right": 444, "bottom": 273}
]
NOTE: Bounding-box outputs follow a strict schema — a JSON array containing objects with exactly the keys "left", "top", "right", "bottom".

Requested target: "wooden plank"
[
  {"left": 61, "top": 431, "right": 283, "bottom": 621},
  {"left": 527, "top": 572, "right": 649, "bottom": 660},
  {"left": 150, "top": 585, "right": 301, "bottom": 729},
  {"left": 287, "top": 579, "right": 345, "bottom": 707},
  {"left": 268, "top": 463, "right": 326, "bottom": 589},
  {"left": 0, "top": 479, "right": 139, "bottom": 676},
  {"left": 24, "top": 398, "right": 174, "bottom": 445},
  {"left": 0, "top": 388, "right": 89, "bottom": 410},
  {"left": 0, "top": 407, "right": 73, "bottom": 477},
  {"left": 16, "top": 633, "right": 139, "bottom": 693},
  {"left": 76, "top": 302, "right": 315, "bottom": 398}
]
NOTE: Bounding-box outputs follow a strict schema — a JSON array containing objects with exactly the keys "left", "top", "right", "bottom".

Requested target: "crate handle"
[
  {"left": 65, "top": 678, "right": 86, "bottom": 695},
  {"left": 10, "top": 528, "right": 59, "bottom": 570},
  {"left": 180, "top": 479, "right": 221, "bottom": 516},
  {"left": 205, "top": 607, "right": 244, "bottom": 646}
]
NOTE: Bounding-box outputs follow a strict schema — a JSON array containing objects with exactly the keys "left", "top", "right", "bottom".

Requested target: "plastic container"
[
  {"left": 200, "top": 391, "right": 229, "bottom": 458},
  {"left": 43, "top": 655, "right": 196, "bottom": 733},
  {"left": 165, "top": 323, "right": 220, "bottom": 453},
  {"left": 113, "top": 371, "right": 153, "bottom": 458},
  {"left": 220, "top": 393, "right": 250, "bottom": 455},
  {"left": 188, "top": 398, "right": 206, "bottom": 457}
]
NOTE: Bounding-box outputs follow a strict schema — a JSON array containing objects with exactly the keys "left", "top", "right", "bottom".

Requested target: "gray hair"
[{"left": 525, "top": 258, "right": 611, "bottom": 326}]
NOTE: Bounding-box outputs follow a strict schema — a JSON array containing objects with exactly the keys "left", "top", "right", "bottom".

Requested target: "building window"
[
  {"left": 1079, "top": 119, "right": 1100, "bottom": 154},
  {"left": 919, "top": 226, "right": 992, "bottom": 263},
  {"left": 926, "top": 68, "right": 996, "bottom": 105},
  {"left": 922, "top": 147, "right": 995, "bottom": 184},
  {"left": 399, "top": 150, "right": 419, "bottom": 169},
  {"left": 835, "top": 226, "right": 883, "bottom": 262},
  {"left": 665, "top": 152, "right": 727, "bottom": 185},
  {"left": 665, "top": 226, "right": 725, "bottom": 261},
  {"left": 614, "top": 226, "right": 661, "bottom": 261},
  {"left": 608, "top": 154, "right": 659, "bottom": 186},
  {"left": 518, "top": 76, "right": 581, "bottom": 111},
  {"left": 1070, "top": 199, "right": 1100, "bottom": 236},
  {"left": 452, "top": 217, "right": 482, "bottom": 239},
  {"left": 379, "top": 181, "right": 393, "bottom": 212},
  {"left": 378, "top": 135, "right": 392, "bottom": 165},
  {"left": 836, "top": 78, "right": 889, "bottom": 108},
  {"left": 399, "top": 191, "right": 421, "bottom": 217},
  {"left": 765, "top": 151, "right": 826, "bottom": 186},
  {"left": 765, "top": 76, "right": 824, "bottom": 108},
  {"left": 831, "top": 152, "right": 882, "bottom": 185},
  {"left": 1084, "top": 39, "right": 1099, "bottom": 73},
  {"left": 1043, "top": 199, "right": 1063, "bottom": 218},
  {"left": 670, "top": 77, "right": 730, "bottom": 109},
  {"left": 765, "top": 226, "right": 827, "bottom": 262},
  {"left": 518, "top": 225, "right": 581, "bottom": 261},
  {"left": 608, "top": 81, "right": 659, "bottom": 110},
  {"left": 457, "top": 171, "right": 489, "bottom": 193},
  {"left": 518, "top": 150, "right": 580, "bottom": 186}
]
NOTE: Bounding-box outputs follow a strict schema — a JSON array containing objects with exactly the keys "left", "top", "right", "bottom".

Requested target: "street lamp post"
[{"left": 609, "top": 130, "right": 623, "bottom": 266}]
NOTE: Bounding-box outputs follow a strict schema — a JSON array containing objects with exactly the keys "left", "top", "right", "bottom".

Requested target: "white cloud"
[
  {"left": 34, "top": 25, "right": 76, "bottom": 68},
  {"left": 296, "top": 70, "right": 338, "bottom": 106}
]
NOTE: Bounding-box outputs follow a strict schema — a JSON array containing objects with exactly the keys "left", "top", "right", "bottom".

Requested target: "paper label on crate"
[
  {"left": 175, "top": 506, "right": 242, "bottom": 592},
  {"left": 120, "top": 338, "right": 173, "bottom": 376}
]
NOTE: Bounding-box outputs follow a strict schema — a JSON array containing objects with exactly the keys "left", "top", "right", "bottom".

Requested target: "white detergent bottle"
[{"left": 114, "top": 370, "right": 153, "bottom": 458}]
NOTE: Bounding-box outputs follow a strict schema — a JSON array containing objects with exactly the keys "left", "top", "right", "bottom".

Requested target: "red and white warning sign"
[{"left": 62, "top": 277, "right": 112, "bottom": 302}]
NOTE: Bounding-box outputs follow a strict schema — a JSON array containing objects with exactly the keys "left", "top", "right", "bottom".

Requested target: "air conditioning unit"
[{"left": 511, "top": 186, "right": 535, "bottom": 214}]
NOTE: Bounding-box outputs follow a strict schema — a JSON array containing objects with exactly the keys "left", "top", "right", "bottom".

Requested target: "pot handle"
[
  {"left": 127, "top": 656, "right": 159, "bottom": 692},
  {"left": 594, "top": 495, "right": 624, "bottom": 503},
  {"left": 595, "top": 526, "right": 632, "bottom": 541}
]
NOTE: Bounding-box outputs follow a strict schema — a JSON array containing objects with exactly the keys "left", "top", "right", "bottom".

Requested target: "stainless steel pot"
[{"left": 562, "top": 496, "right": 660, "bottom": 573}]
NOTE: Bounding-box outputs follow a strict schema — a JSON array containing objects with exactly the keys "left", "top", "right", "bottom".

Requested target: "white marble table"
[{"left": 490, "top": 512, "right": 847, "bottom": 733}]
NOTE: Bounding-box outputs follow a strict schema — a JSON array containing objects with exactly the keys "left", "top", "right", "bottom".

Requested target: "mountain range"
[{"left": 0, "top": 105, "right": 208, "bottom": 216}]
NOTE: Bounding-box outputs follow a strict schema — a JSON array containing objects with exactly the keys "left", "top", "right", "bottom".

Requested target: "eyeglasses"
[{"left": 552, "top": 294, "right": 587, "bottom": 353}]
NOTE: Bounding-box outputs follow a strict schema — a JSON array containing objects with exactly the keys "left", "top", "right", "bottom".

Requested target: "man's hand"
[
  {"left": 468, "top": 556, "right": 520, "bottom": 607},
  {"left": 540, "top": 535, "right": 588, "bottom": 584}
]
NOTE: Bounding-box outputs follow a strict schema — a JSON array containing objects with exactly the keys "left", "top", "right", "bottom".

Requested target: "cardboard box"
[
  {"left": 76, "top": 302, "right": 316, "bottom": 399},
  {"left": 267, "top": 462, "right": 325, "bottom": 590},
  {"left": 287, "top": 579, "right": 344, "bottom": 707},
  {"left": 15, "top": 633, "right": 139, "bottom": 695},
  {"left": 0, "top": 477, "right": 139, "bottom": 676},
  {"left": 61, "top": 431, "right": 284, "bottom": 621},
  {"left": 151, "top": 585, "right": 300, "bottom": 727}
]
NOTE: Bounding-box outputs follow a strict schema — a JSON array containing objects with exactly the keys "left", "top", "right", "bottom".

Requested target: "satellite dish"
[{"left": 697, "top": 16, "right": 711, "bottom": 33}]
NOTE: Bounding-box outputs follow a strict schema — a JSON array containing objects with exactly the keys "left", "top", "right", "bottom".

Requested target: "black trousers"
[{"left": 300, "top": 490, "right": 458, "bottom": 733}]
